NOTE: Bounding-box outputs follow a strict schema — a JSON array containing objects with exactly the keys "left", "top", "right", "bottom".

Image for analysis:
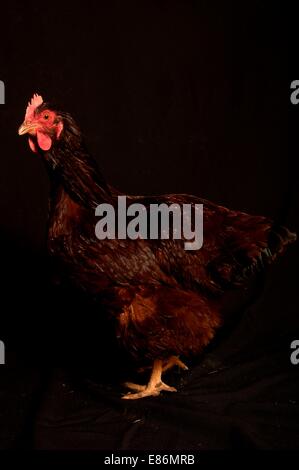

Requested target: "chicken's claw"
[
  {"left": 122, "top": 381, "right": 177, "bottom": 400},
  {"left": 122, "top": 358, "right": 178, "bottom": 400}
]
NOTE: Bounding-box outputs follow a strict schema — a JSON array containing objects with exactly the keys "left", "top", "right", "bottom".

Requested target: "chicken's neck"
[{"left": 44, "top": 133, "right": 113, "bottom": 211}]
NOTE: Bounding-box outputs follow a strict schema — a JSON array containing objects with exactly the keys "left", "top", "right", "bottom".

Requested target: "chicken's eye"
[{"left": 44, "top": 114, "right": 49, "bottom": 120}]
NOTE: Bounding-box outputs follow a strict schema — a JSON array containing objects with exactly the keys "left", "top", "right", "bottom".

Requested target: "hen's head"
[{"left": 18, "top": 94, "right": 64, "bottom": 153}]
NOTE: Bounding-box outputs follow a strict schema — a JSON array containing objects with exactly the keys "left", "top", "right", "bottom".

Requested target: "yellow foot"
[
  {"left": 122, "top": 381, "right": 177, "bottom": 400},
  {"left": 122, "top": 359, "right": 177, "bottom": 400}
]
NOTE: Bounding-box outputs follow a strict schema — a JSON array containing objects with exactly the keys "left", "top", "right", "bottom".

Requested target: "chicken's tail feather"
[
  {"left": 267, "top": 224, "right": 297, "bottom": 259},
  {"left": 207, "top": 211, "right": 296, "bottom": 291},
  {"left": 237, "top": 223, "right": 296, "bottom": 283}
]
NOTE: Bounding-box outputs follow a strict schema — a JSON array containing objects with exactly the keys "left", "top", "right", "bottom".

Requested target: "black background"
[{"left": 0, "top": 0, "right": 298, "bottom": 453}]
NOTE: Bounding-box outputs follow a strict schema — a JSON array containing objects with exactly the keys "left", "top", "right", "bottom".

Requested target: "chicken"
[{"left": 18, "top": 94, "right": 296, "bottom": 399}]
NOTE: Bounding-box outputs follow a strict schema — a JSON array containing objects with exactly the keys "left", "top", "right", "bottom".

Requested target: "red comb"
[{"left": 25, "top": 93, "right": 43, "bottom": 121}]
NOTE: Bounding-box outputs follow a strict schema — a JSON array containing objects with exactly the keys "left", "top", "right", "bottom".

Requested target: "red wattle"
[{"left": 37, "top": 130, "right": 52, "bottom": 151}]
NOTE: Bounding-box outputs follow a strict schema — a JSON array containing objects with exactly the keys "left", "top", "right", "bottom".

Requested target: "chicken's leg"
[
  {"left": 162, "top": 356, "right": 189, "bottom": 373},
  {"left": 138, "top": 355, "right": 188, "bottom": 374},
  {"left": 122, "top": 359, "right": 177, "bottom": 399}
]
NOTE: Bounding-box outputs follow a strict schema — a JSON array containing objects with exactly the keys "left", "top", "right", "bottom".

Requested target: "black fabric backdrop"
[{"left": 0, "top": 0, "right": 298, "bottom": 453}]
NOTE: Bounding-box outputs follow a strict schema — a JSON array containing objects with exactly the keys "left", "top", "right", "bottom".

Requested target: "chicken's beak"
[{"left": 18, "top": 122, "right": 38, "bottom": 136}]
